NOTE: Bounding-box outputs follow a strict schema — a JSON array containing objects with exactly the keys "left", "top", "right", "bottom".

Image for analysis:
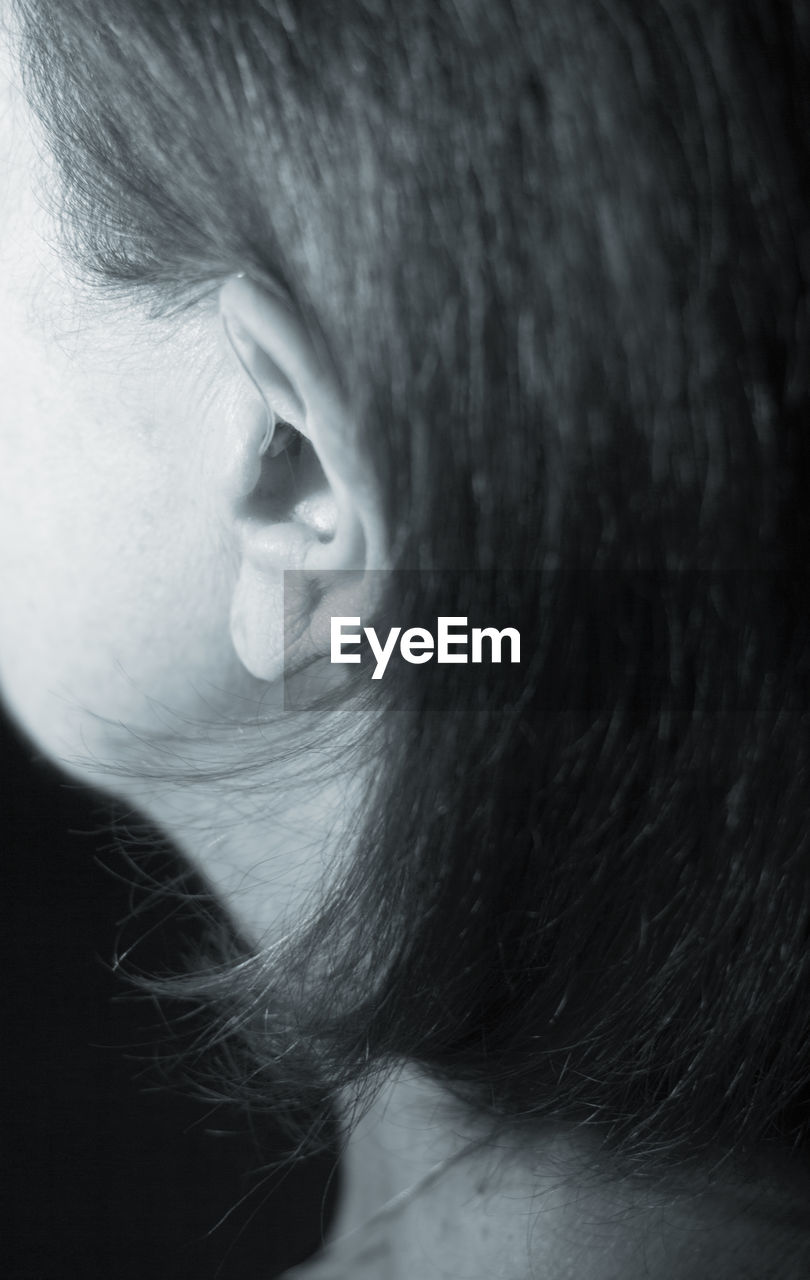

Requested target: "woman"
[{"left": 2, "top": 0, "right": 810, "bottom": 1275}]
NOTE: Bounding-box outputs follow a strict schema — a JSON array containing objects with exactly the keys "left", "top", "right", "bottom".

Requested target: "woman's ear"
[{"left": 218, "top": 274, "right": 386, "bottom": 685}]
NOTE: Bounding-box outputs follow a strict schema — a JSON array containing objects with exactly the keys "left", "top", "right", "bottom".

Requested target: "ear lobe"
[{"left": 219, "top": 275, "right": 386, "bottom": 685}]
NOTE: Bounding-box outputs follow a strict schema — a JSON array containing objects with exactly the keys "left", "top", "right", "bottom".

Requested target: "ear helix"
[{"left": 222, "top": 311, "right": 285, "bottom": 458}]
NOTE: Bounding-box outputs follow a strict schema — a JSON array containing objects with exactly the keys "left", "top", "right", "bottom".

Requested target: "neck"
[
  {"left": 106, "top": 716, "right": 364, "bottom": 944},
  {"left": 312, "top": 1069, "right": 808, "bottom": 1280},
  {"left": 98, "top": 749, "right": 809, "bottom": 1279},
  {"left": 318, "top": 1069, "right": 537, "bottom": 1280}
]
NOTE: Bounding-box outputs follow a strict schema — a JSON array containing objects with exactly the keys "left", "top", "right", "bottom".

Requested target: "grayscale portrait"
[{"left": 1, "top": 2, "right": 809, "bottom": 1277}]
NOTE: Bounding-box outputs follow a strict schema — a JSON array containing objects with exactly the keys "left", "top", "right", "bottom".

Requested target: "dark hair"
[{"left": 14, "top": 0, "right": 810, "bottom": 1201}]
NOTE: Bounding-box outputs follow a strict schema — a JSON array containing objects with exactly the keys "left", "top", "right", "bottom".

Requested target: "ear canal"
[{"left": 266, "top": 419, "right": 314, "bottom": 465}]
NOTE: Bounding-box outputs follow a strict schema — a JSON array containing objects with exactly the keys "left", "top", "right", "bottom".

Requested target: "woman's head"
[{"left": 2, "top": 0, "right": 810, "bottom": 1272}]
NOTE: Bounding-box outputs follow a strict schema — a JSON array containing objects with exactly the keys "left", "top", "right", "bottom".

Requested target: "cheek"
[
  {"left": 0, "top": 327, "right": 247, "bottom": 775},
  {"left": 0, "top": 85, "right": 255, "bottom": 779}
]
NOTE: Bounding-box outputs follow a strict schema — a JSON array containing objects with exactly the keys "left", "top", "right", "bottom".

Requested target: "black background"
[{"left": 0, "top": 710, "right": 338, "bottom": 1279}]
